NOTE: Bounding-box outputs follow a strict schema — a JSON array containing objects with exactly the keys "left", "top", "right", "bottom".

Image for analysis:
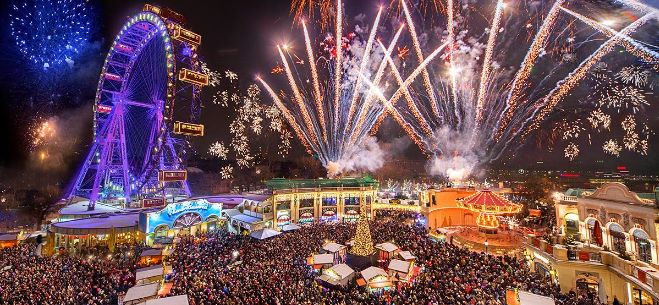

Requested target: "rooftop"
[
  {"left": 50, "top": 213, "right": 139, "bottom": 235},
  {"left": 58, "top": 201, "right": 124, "bottom": 216},
  {"left": 457, "top": 190, "right": 522, "bottom": 214},
  {"left": 265, "top": 176, "right": 379, "bottom": 190}
]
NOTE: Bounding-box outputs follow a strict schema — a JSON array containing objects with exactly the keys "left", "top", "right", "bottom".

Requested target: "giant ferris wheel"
[{"left": 69, "top": 5, "right": 208, "bottom": 208}]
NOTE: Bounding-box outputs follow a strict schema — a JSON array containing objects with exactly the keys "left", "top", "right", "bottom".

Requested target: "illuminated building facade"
[
  {"left": 526, "top": 183, "right": 659, "bottom": 304},
  {"left": 264, "top": 177, "right": 378, "bottom": 227}
]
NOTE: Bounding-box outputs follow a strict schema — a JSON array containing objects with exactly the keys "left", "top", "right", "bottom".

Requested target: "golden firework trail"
[
  {"left": 475, "top": 0, "right": 505, "bottom": 127},
  {"left": 260, "top": 0, "right": 410, "bottom": 171}
]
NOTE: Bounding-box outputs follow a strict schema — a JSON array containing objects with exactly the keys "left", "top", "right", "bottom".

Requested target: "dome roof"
[{"left": 457, "top": 190, "right": 521, "bottom": 214}]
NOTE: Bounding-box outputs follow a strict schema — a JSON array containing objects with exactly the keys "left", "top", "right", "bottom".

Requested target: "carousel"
[
  {"left": 451, "top": 190, "right": 525, "bottom": 255},
  {"left": 457, "top": 190, "right": 522, "bottom": 234}
]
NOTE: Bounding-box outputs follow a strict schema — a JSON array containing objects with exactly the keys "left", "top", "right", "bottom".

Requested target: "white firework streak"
[
  {"left": 521, "top": 12, "right": 656, "bottom": 138},
  {"left": 496, "top": 0, "right": 565, "bottom": 140},
  {"left": 560, "top": 7, "right": 659, "bottom": 71},
  {"left": 475, "top": 0, "right": 505, "bottom": 127}
]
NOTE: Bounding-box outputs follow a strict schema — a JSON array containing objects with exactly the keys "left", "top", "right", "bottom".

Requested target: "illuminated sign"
[
  {"left": 140, "top": 199, "right": 223, "bottom": 234},
  {"left": 97, "top": 104, "right": 112, "bottom": 114},
  {"left": 142, "top": 197, "right": 165, "bottom": 208},
  {"left": 116, "top": 44, "right": 133, "bottom": 53},
  {"left": 277, "top": 210, "right": 290, "bottom": 226},
  {"left": 143, "top": 4, "right": 161, "bottom": 14},
  {"left": 178, "top": 69, "right": 209, "bottom": 86},
  {"left": 172, "top": 28, "right": 201, "bottom": 45},
  {"left": 173, "top": 121, "right": 204, "bottom": 136},
  {"left": 560, "top": 173, "right": 580, "bottom": 178},
  {"left": 158, "top": 170, "right": 187, "bottom": 182},
  {"left": 104, "top": 73, "right": 121, "bottom": 81},
  {"left": 161, "top": 8, "right": 186, "bottom": 24},
  {"left": 166, "top": 200, "right": 209, "bottom": 217}
]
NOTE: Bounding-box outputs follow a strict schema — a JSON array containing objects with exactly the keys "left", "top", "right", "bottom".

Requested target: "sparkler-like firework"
[
  {"left": 278, "top": 0, "right": 657, "bottom": 179},
  {"left": 259, "top": 3, "right": 400, "bottom": 177},
  {"left": 205, "top": 64, "right": 292, "bottom": 178},
  {"left": 368, "top": 0, "right": 657, "bottom": 180}
]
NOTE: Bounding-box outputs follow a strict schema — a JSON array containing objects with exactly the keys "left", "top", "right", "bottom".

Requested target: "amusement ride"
[{"left": 68, "top": 5, "right": 208, "bottom": 209}]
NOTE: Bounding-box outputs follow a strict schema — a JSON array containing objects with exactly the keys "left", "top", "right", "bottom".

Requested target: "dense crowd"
[
  {"left": 0, "top": 243, "right": 138, "bottom": 305},
  {"left": 166, "top": 210, "right": 607, "bottom": 305},
  {"left": 0, "top": 210, "right": 608, "bottom": 304}
]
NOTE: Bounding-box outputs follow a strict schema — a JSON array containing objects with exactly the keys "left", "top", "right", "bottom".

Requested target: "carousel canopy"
[{"left": 457, "top": 190, "right": 521, "bottom": 214}]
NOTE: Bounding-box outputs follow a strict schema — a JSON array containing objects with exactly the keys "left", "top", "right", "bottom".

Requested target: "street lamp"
[{"left": 484, "top": 239, "right": 489, "bottom": 254}]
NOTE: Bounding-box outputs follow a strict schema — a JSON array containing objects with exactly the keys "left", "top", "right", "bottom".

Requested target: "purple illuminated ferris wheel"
[{"left": 69, "top": 5, "right": 208, "bottom": 208}]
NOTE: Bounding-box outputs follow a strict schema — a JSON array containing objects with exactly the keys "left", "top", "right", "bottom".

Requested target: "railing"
[
  {"left": 371, "top": 203, "right": 421, "bottom": 212},
  {"left": 527, "top": 236, "right": 659, "bottom": 294},
  {"left": 562, "top": 196, "right": 578, "bottom": 202}
]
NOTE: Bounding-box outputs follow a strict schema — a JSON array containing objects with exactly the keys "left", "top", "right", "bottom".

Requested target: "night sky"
[{"left": 0, "top": 0, "right": 657, "bottom": 180}]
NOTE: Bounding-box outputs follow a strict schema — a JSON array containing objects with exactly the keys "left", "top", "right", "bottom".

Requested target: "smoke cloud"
[
  {"left": 326, "top": 136, "right": 385, "bottom": 177},
  {"left": 427, "top": 126, "right": 483, "bottom": 182}
]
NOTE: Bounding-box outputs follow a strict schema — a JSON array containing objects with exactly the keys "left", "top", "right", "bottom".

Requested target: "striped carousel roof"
[{"left": 457, "top": 190, "right": 521, "bottom": 214}]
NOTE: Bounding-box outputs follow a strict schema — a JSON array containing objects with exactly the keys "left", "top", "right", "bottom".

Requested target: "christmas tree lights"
[{"left": 350, "top": 206, "right": 374, "bottom": 256}]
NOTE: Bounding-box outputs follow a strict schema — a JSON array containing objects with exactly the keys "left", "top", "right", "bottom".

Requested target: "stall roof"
[
  {"left": 143, "top": 295, "right": 189, "bottom": 305},
  {"left": 328, "top": 264, "right": 354, "bottom": 279},
  {"left": 282, "top": 223, "right": 301, "bottom": 232},
  {"left": 59, "top": 201, "right": 124, "bottom": 216},
  {"left": 518, "top": 291, "right": 555, "bottom": 305},
  {"left": 231, "top": 213, "right": 262, "bottom": 224},
  {"left": 399, "top": 251, "right": 416, "bottom": 261},
  {"left": 141, "top": 249, "right": 163, "bottom": 257},
  {"left": 322, "top": 242, "right": 346, "bottom": 253},
  {"left": 361, "top": 266, "right": 388, "bottom": 281},
  {"left": 388, "top": 259, "right": 411, "bottom": 273},
  {"left": 312, "top": 254, "right": 334, "bottom": 265},
  {"left": 136, "top": 265, "right": 164, "bottom": 281},
  {"left": 50, "top": 213, "right": 139, "bottom": 235},
  {"left": 123, "top": 282, "right": 159, "bottom": 303},
  {"left": 0, "top": 234, "right": 18, "bottom": 241},
  {"left": 375, "top": 242, "right": 399, "bottom": 253},
  {"left": 249, "top": 228, "right": 281, "bottom": 240}
]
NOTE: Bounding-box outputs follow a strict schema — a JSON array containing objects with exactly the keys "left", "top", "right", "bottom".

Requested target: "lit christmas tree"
[{"left": 349, "top": 206, "right": 374, "bottom": 256}]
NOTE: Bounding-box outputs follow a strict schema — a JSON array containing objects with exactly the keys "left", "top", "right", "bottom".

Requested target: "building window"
[
  {"left": 344, "top": 195, "right": 360, "bottom": 206},
  {"left": 587, "top": 218, "right": 603, "bottom": 246},
  {"left": 322, "top": 196, "right": 337, "bottom": 206},
  {"left": 608, "top": 223, "right": 626, "bottom": 254},
  {"left": 564, "top": 213, "right": 579, "bottom": 237},
  {"left": 633, "top": 229, "right": 652, "bottom": 263},
  {"left": 300, "top": 198, "right": 314, "bottom": 209}
]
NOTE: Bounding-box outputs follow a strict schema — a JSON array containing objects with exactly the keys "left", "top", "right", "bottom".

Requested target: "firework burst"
[
  {"left": 206, "top": 65, "right": 291, "bottom": 174},
  {"left": 373, "top": 0, "right": 657, "bottom": 179},
  {"left": 259, "top": 4, "right": 398, "bottom": 177}
]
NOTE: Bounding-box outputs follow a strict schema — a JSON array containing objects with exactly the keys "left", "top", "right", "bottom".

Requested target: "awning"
[
  {"left": 249, "top": 228, "right": 281, "bottom": 240},
  {"left": 123, "top": 282, "right": 159, "bottom": 303},
  {"left": 282, "top": 223, "right": 301, "bottom": 232},
  {"left": 50, "top": 213, "right": 139, "bottom": 235}
]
